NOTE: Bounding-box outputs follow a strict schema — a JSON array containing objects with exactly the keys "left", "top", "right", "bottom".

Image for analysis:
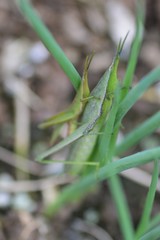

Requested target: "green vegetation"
[{"left": 17, "top": 0, "right": 160, "bottom": 239}]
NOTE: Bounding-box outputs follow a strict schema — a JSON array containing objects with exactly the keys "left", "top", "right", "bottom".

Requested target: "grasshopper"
[
  {"left": 38, "top": 54, "right": 93, "bottom": 142},
  {"left": 37, "top": 37, "right": 126, "bottom": 174}
]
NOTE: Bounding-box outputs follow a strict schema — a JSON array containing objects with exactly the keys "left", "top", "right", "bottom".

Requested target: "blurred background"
[{"left": 0, "top": 0, "right": 160, "bottom": 239}]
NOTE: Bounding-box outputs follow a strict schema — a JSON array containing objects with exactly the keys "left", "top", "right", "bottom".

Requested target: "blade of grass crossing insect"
[
  {"left": 140, "top": 225, "right": 160, "bottom": 240},
  {"left": 112, "top": 14, "right": 157, "bottom": 239},
  {"left": 100, "top": 89, "right": 135, "bottom": 240},
  {"left": 135, "top": 160, "right": 159, "bottom": 239},
  {"left": 97, "top": 86, "right": 121, "bottom": 166},
  {"left": 44, "top": 147, "right": 160, "bottom": 217},
  {"left": 121, "top": 0, "right": 145, "bottom": 100},
  {"left": 116, "top": 111, "right": 160, "bottom": 156},
  {"left": 114, "top": 67, "right": 160, "bottom": 130},
  {"left": 108, "top": 175, "right": 135, "bottom": 240},
  {"left": 16, "top": 0, "right": 81, "bottom": 90}
]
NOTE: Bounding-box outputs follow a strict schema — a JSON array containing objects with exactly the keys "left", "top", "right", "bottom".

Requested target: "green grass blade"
[
  {"left": 97, "top": 89, "right": 135, "bottom": 240},
  {"left": 16, "top": 0, "right": 81, "bottom": 90},
  {"left": 116, "top": 111, "right": 160, "bottom": 156},
  {"left": 121, "top": 0, "right": 145, "bottom": 100},
  {"left": 148, "top": 214, "right": 160, "bottom": 230},
  {"left": 98, "top": 87, "right": 121, "bottom": 165},
  {"left": 109, "top": 175, "right": 135, "bottom": 240},
  {"left": 140, "top": 225, "right": 160, "bottom": 240},
  {"left": 135, "top": 160, "right": 159, "bottom": 239},
  {"left": 115, "top": 67, "right": 160, "bottom": 130},
  {"left": 44, "top": 147, "right": 160, "bottom": 217}
]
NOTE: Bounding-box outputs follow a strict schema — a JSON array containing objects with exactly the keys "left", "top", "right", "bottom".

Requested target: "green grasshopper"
[
  {"left": 36, "top": 37, "right": 126, "bottom": 174},
  {"left": 38, "top": 55, "right": 93, "bottom": 142}
]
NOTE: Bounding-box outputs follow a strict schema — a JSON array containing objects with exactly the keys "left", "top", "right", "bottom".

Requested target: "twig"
[
  {"left": 14, "top": 78, "right": 30, "bottom": 179},
  {"left": 0, "top": 146, "right": 43, "bottom": 176},
  {"left": 72, "top": 218, "right": 113, "bottom": 240},
  {"left": 0, "top": 175, "right": 73, "bottom": 192}
]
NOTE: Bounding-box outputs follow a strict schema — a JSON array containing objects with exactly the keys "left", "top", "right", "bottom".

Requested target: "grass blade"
[
  {"left": 115, "top": 67, "right": 160, "bottom": 130},
  {"left": 16, "top": 0, "right": 81, "bottom": 90},
  {"left": 44, "top": 147, "right": 160, "bottom": 217},
  {"left": 116, "top": 111, "right": 160, "bottom": 156},
  {"left": 121, "top": 0, "right": 145, "bottom": 100},
  {"left": 135, "top": 160, "right": 159, "bottom": 238},
  {"left": 148, "top": 214, "right": 160, "bottom": 230},
  {"left": 97, "top": 90, "right": 135, "bottom": 240},
  {"left": 140, "top": 225, "right": 160, "bottom": 240},
  {"left": 97, "top": 87, "right": 121, "bottom": 165},
  {"left": 109, "top": 175, "right": 135, "bottom": 240}
]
